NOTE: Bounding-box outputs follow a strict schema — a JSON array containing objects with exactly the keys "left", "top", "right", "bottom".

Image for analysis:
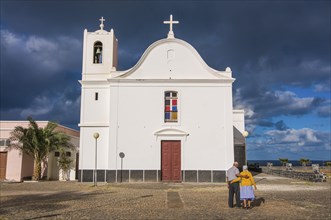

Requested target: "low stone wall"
[
  {"left": 78, "top": 169, "right": 226, "bottom": 183},
  {"left": 262, "top": 167, "right": 326, "bottom": 182}
]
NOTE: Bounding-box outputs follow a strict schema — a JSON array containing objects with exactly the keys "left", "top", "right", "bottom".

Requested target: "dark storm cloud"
[
  {"left": 254, "top": 91, "right": 323, "bottom": 117},
  {"left": 1, "top": 1, "right": 330, "bottom": 132},
  {"left": 234, "top": 87, "right": 329, "bottom": 131},
  {"left": 0, "top": 28, "right": 81, "bottom": 127},
  {"left": 4, "top": 1, "right": 329, "bottom": 72},
  {"left": 274, "top": 120, "right": 289, "bottom": 131}
]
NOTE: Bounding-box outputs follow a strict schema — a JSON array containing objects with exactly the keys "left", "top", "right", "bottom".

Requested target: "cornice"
[{"left": 108, "top": 78, "right": 235, "bottom": 84}]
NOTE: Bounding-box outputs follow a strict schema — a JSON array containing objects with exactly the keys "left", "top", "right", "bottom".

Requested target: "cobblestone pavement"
[{"left": 0, "top": 173, "right": 330, "bottom": 220}]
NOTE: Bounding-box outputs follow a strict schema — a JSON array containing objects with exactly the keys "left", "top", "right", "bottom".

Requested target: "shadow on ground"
[
  {"left": 253, "top": 197, "right": 266, "bottom": 207},
  {"left": 0, "top": 190, "right": 113, "bottom": 219}
]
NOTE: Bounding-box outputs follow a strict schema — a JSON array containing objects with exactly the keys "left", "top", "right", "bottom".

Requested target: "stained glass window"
[{"left": 165, "top": 91, "right": 178, "bottom": 122}]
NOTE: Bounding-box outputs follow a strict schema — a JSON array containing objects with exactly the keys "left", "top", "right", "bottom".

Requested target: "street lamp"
[
  {"left": 242, "top": 131, "right": 249, "bottom": 138},
  {"left": 242, "top": 131, "right": 249, "bottom": 165},
  {"left": 119, "top": 152, "right": 125, "bottom": 183},
  {"left": 93, "top": 132, "right": 100, "bottom": 186}
]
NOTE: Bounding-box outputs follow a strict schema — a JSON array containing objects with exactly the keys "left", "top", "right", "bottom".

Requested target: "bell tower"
[{"left": 82, "top": 17, "right": 118, "bottom": 80}]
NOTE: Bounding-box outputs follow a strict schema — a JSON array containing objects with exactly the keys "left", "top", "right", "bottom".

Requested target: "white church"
[{"left": 78, "top": 16, "right": 247, "bottom": 183}]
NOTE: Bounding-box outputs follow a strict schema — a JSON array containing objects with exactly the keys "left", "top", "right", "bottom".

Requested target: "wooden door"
[
  {"left": 0, "top": 152, "right": 7, "bottom": 180},
  {"left": 161, "top": 141, "right": 181, "bottom": 182}
]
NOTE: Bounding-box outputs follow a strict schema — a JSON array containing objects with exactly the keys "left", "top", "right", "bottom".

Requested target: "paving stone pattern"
[{"left": 0, "top": 173, "right": 330, "bottom": 220}]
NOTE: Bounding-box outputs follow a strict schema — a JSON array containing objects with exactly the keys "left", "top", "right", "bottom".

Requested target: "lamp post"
[
  {"left": 93, "top": 132, "right": 100, "bottom": 187},
  {"left": 242, "top": 131, "right": 249, "bottom": 165},
  {"left": 119, "top": 152, "right": 125, "bottom": 183}
]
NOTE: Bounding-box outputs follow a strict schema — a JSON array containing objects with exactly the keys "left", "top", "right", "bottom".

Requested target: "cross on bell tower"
[
  {"left": 163, "top": 14, "right": 179, "bottom": 39},
  {"left": 99, "top": 16, "right": 105, "bottom": 30}
]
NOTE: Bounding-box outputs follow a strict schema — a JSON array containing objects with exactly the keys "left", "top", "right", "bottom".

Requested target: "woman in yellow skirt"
[{"left": 231, "top": 165, "right": 257, "bottom": 209}]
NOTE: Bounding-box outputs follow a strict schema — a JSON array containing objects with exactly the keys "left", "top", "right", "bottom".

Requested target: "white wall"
[
  {"left": 233, "top": 110, "right": 245, "bottom": 133},
  {"left": 80, "top": 86, "right": 110, "bottom": 125},
  {"left": 79, "top": 37, "right": 236, "bottom": 173},
  {"left": 79, "top": 127, "right": 110, "bottom": 170},
  {"left": 105, "top": 83, "right": 234, "bottom": 171}
]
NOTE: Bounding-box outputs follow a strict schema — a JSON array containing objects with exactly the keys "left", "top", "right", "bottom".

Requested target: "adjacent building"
[{"left": 0, "top": 121, "right": 79, "bottom": 182}]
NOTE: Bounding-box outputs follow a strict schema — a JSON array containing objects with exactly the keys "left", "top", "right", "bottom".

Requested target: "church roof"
[
  {"left": 111, "top": 37, "right": 234, "bottom": 82},
  {"left": 85, "top": 15, "right": 234, "bottom": 83}
]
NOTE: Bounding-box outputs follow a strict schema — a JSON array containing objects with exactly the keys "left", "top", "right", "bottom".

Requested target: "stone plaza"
[{"left": 1, "top": 173, "right": 330, "bottom": 220}]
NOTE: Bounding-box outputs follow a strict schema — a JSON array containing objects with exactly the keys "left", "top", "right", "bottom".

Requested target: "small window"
[
  {"left": 164, "top": 91, "right": 178, "bottom": 122},
  {"left": 54, "top": 152, "right": 60, "bottom": 157},
  {"left": 66, "top": 152, "right": 71, "bottom": 157},
  {"left": 167, "top": 49, "right": 175, "bottom": 59},
  {"left": 0, "top": 139, "right": 10, "bottom": 147},
  {"left": 95, "top": 92, "right": 99, "bottom": 101},
  {"left": 93, "top": 41, "right": 103, "bottom": 64}
]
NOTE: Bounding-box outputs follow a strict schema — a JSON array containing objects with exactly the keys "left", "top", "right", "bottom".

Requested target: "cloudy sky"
[{"left": 1, "top": 1, "right": 330, "bottom": 160}]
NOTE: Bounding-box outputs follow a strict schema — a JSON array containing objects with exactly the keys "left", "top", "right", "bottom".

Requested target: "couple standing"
[{"left": 226, "top": 162, "right": 257, "bottom": 209}]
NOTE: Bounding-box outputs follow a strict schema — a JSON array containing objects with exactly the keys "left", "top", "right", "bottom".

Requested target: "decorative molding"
[
  {"left": 79, "top": 80, "right": 110, "bottom": 85},
  {"left": 108, "top": 78, "right": 234, "bottom": 84},
  {"left": 154, "top": 128, "right": 189, "bottom": 137},
  {"left": 233, "top": 109, "right": 245, "bottom": 113},
  {"left": 78, "top": 123, "right": 109, "bottom": 127}
]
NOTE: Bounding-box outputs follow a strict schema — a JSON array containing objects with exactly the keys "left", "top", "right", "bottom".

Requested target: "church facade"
[{"left": 78, "top": 16, "right": 247, "bottom": 183}]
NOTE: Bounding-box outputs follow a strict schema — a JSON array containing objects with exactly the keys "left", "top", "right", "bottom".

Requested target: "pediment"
[
  {"left": 113, "top": 38, "right": 233, "bottom": 80},
  {"left": 154, "top": 128, "right": 189, "bottom": 137}
]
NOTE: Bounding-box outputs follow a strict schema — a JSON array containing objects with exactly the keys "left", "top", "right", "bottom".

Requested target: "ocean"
[{"left": 247, "top": 160, "right": 330, "bottom": 166}]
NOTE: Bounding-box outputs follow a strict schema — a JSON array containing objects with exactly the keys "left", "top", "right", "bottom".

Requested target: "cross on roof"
[
  {"left": 99, "top": 16, "right": 105, "bottom": 30},
  {"left": 163, "top": 14, "right": 179, "bottom": 39}
]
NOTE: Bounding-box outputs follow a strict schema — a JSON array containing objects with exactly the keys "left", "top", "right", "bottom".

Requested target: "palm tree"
[
  {"left": 279, "top": 158, "right": 289, "bottom": 167},
  {"left": 9, "top": 117, "right": 74, "bottom": 180},
  {"left": 299, "top": 158, "right": 311, "bottom": 167}
]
